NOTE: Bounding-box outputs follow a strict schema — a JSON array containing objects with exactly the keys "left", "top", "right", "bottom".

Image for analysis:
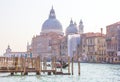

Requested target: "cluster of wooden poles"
[{"left": 0, "top": 56, "right": 80, "bottom": 75}]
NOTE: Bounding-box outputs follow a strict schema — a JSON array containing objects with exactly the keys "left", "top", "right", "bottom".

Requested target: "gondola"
[{"left": 56, "top": 61, "right": 68, "bottom": 68}]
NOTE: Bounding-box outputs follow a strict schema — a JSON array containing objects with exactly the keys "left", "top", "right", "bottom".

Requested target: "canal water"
[{"left": 0, "top": 63, "right": 120, "bottom": 82}]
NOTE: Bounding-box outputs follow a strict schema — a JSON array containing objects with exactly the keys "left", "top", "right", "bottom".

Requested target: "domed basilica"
[
  {"left": 30, "top": 6, "right": 84, "bottom": 58},
  {"left": 4, "top": 6, "right": 84, "bottom": 59}
]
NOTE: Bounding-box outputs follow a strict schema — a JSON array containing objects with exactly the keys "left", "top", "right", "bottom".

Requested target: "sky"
[{"left": 0, "top": 0, "right": 120, "bottom": 55}]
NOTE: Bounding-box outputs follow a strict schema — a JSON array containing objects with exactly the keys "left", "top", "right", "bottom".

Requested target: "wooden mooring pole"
[
  {"left": 78, "top": 55, "right": 80, "bottom": 75},
  {"left": 68, "top": 56, "right": 70, "bottom": 74},
  {"left": 21, "top": 57, "right": 24, "bottom": 75},
  {"left": 36, "top": 56, "right": 40, "bottom": 75},
  {"left": 54, "top": 56, "right": 56, "bottom": 74},
  {"left": 51, "top": 56, "right": 54, "bottom": 70},
  {"left": 71, "top": 57, "right": 74, "bottom": 75},
  {"left": 60, "top": 57, "right": 62, "bottom": 72},
  {"left": 43, "top": 57, "right": 47, "bottom": 70},
  {"left": 23, "top": 58, "right": 28, "bottom": 75}
]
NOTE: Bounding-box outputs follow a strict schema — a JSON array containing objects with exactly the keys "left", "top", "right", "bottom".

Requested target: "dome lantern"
[{"left": 49, "top": 6, "right": 56, "bottom": 19}]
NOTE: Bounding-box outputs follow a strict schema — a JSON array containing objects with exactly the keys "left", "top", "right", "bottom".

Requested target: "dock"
[{"left": 0, "top": 56, "right": 80, "bottom": 75}]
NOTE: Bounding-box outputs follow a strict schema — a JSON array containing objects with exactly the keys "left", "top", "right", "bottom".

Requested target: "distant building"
[
  {"left": 3, "top": 6, "right": 84, "bottom": 60},
  {"left": 30, "top": 7, "right": 83, "bottom": 59},
  {"left": 81, "top": 31, "right": 106, "bottom": 63},
  {"left": 31, "top": 7, "right": 63, "bottom": 58},
  {"left": 106, "top": 21, "right": 120, "bottom": 63},
  {"left": 78, "top": 20, "right": 84, "bottom": 34},
  {"left": 65, "top": 19, "right": 82, "bottom": 59},
  {"left": 66, "top": 19, "right": 78, "bottom": 35},
  {"left": 4, "top": 45, "right": 27, "bottom": 57}
]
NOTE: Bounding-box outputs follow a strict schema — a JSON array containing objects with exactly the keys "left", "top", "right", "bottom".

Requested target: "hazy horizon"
[{"left": 0, "top": 0, "right": 120, "bottom": 55}]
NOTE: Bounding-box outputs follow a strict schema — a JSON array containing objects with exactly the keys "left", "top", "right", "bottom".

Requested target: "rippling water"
[{"left": 0, "top": 63, "right": 120, "bottom": 82}]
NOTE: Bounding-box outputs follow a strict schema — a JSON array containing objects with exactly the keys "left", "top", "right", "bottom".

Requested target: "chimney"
[{"left": 101, "top": 28, "right": 103, "bottom": 36}]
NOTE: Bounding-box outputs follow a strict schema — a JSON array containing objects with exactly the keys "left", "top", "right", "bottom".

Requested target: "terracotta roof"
[{"left": 83, "top": 32, "right": 105, "bottom": 37}]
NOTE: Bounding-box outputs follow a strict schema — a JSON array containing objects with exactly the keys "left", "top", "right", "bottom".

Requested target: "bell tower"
[
  {"left": 79, "top": 19, "right": 84, "bottom": 34},
  {"left": 6, "top": 45, "right": 12, "bottom": 53}
]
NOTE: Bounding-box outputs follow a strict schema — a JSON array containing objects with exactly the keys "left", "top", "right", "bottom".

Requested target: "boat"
[
  {"left": 56, "top": 61, "right": 68, "bottom": 68},
  {"left": 46, "top": 61, "right": 68, "bottom": 68}
]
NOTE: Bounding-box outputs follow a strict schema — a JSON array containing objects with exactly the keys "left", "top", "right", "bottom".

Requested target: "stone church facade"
[
  {"left": 29, "top": 7, "right": 84, "bottom": 58},
  {"left": 4, "top": 7, "right": 84, "bottom": 59}
]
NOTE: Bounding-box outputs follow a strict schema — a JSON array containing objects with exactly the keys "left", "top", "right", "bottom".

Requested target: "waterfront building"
[
  {"left": 4, "top": 45, "right": 27, "bottom": 57},
  {"left": 4, "top": 7, "right": 120, "bottom": 64},
  {"left": 106, "top": 21, "right": 120, "bottom": 63},
  {"left": 81, "top": 30, "right": 106, "bottom": 63},
  {"left": 66, "top": 19, "right": 80, "bottom": 59},
  {"left": 31, "top": 7, "right": 63, "bottom": 58},
  {"left": 30, "top": 7, "right": 83, "bottom": 59},
  {"left": 3, "top": 6, "right": 84, "bottom": 60}
]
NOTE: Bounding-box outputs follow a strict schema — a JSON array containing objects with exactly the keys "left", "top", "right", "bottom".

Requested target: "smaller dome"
[{"left": 66, "top": 19, "right": 78, "bottom": 35}]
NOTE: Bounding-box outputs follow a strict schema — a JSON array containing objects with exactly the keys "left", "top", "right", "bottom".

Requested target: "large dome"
[
  {"left": 41, "top": 7, "right": 63, "bottom": 34},
  {"left": 66, "top": 19, "right": 78, "bottom": 35},
  {"left": 42, "top": 19, "right": 62, "bottom": 31}
]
